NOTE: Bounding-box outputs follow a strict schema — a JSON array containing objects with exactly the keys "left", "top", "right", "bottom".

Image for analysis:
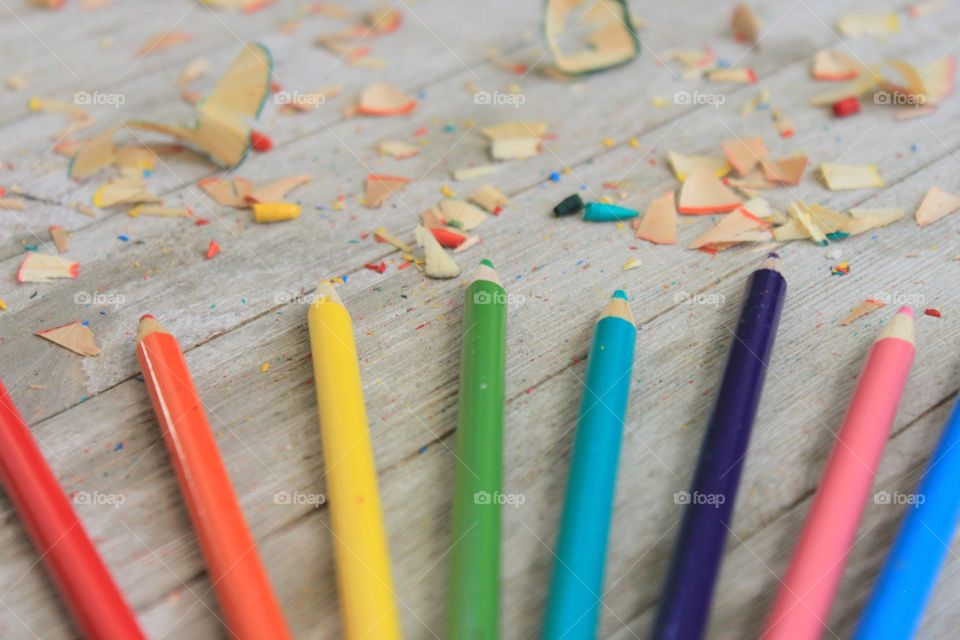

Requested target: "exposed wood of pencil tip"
[
  {"left": 877, "top": 306, "right": 916, "bottom": 345},
  {"left": 137, "top": 315, "right": 168, "bottom": 342},
  {"left": 314, "top": 281, "right": 343, "bottom": 306},
  {"left": 602, "top": 290, "right": 635, "bottom": 325},
  {"left": 758, "top": 252, "right": 784, "bottom": 275},
  {"left": 472, "top": 259, "right": 502, "bottom": 287}
]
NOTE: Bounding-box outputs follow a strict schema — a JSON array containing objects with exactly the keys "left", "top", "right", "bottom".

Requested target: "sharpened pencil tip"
[
  {"left": 140, "top": 314, "right": 154, "bottom": 321},
  {"left": 314, "top": 281, "right": 342, "bottom": 305},
  {"left": 480, "top": 258, "right": 494, "bottom": 268},
  {"left": 612, "top": 289, "right": 628, "bottom": 300},
  {"left": 897, "top": 306, "right": 914, "bottom": 317},
  {"left": 137, "top": 315, "right": 167, "bottom": 341}
]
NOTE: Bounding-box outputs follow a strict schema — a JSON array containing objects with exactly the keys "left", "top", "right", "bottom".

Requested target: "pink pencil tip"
[
  {"left": 897, "top": 306, "right": 913, "bottom": 317},
  {"left": 140, "top": 314, "right": 155, "bottom": 321}
]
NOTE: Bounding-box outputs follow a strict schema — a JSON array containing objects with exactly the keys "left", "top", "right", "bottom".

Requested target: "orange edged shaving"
[
  {"left": 358, "top": 83, "right": 416, "bottom": 116},
  {"left": 722, "top": 137, "right": 767, "bottom": 176},
  {"left": 17, "top": 253, "right": 79, "bottom": 283},
  {"left": 678, "top": 168, "right": 742, "bottom": 215}
]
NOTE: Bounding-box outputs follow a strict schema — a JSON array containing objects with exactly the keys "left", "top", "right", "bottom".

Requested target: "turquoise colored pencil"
[
  {"left": 853, "top": 393, "right": 960, "bottom": 640},
  {"left": 583, "top": 202, "right": 639, "bottom": 222},
  {"left": 543, "top": 290, "right": 637, "bottom": 640}
]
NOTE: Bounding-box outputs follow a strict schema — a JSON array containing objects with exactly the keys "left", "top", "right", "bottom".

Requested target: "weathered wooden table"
[{"left": 1, "top": 0, "right": 959, "bottom": 637}]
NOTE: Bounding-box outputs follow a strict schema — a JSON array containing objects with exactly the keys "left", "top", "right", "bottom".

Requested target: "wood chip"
[
  {"left": 819, "top": 163, "right": 884, "bottom": 190},
  {"left": 68, "top": 126, "right": 116, "bottom": 180},
  {"left": 836, "top": 13, "right": 899, "bottom": 37},
  {"left": 915, "top": 186, "right": 960, "bottom": 226},
  {"left": 761, "top": 155, "right": 808, "bottom": 185},
  {"left": 199, "top": 176, "right": 254, "bottom": 207},
  {"left": 467, "top": 184, "right": 508, "bottom": 212},
  {"left": 453, "top": 164, "right": 501, "bottom": 181},
  {"left": 0, "top": 198, "right": 27, "bottom": 211},
  {"left": 415, "top": 225, "right": 459, "bottom": 279},
  {"left": 246, "top": 175, "right": 311, "bottom": 204},
  {"left": 678, "top": 167, "right": 742, "bottom": 214},
  {"left": 812, "top": 50, "right": 861, "bottom": 81},
  {"left": 364, "top": 174, "right": 409, "bottom": 208},
  {"left": 722, "top": 137, "right": 767, "bottom": 176},
  {"left": 841, "top": 300, "right": 887, "bottom": 326},
  {"left": 633, "top": 191, "right": 677, "bottom": 244},
  {"left": 439, "top": 200, "right": 487, "bottom": 231},
  {"left": 49, "top": 226, "right": 68, "bottom": 253},
  {"left": 128, "top": 205, "right": 193, "bottom": 218},
  {"left": 93, "top": 178, "right": 160, "bottom": 208},
  {"left": 731, "top": 4, "right": 761, "bottom": 45},
  {"left": 138, "top": 31, "right": 193, "bottom": 56},
  {"left": 17, "top": 253, "right": 79, "bottom": 283},
  {"left": 35, "top": 321, "right": 100, "bottom": 357},
  {"left": 688, "top": 207, "right": 771, "bottom": 250},
  {"left": 490, "top": 138, "right": 541, "bottom": 160},
  {"left": 544, "top": 0, "right": 639, "bottom": 75},
  {"left": 373, "top": 227, "right": 413, "bottom": 253},
  {"left": 708, "top": 68, "right": 757, "bottom": 84},
  {"left": 667, "top": 151, "right": 731, "bottom": 181},
  {"left": 378, "top": 139, "right": 420, "bottom": 159},
  {"left": 358, "top": 83, "right": 416, "bottom": 116}
]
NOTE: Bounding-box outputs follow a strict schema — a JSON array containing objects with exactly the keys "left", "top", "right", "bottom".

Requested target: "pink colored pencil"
[{"left": 763, "top": 307, "right": 915, "bottom": 640}]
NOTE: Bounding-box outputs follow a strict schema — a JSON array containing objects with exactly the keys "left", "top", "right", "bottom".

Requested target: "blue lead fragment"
[{"left": 583, "top": 202, "right": 639, "bottom": 222}]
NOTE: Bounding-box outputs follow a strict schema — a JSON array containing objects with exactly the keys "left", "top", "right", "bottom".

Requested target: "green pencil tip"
[
  {"left": 480, "top": 258, "right": 494, "bottom": 268},
  {"left": 612, "top": 289, "right": 628, "bottom": 300}
]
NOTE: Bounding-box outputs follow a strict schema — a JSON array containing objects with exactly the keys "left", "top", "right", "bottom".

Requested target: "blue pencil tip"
[{"left": 612, "top": 289, "right": 628, "bottom": 300}]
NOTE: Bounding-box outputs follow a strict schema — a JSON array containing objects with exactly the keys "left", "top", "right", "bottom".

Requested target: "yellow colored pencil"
[{"left": 308, "top": 282, "right": 402, "bottom": 640}]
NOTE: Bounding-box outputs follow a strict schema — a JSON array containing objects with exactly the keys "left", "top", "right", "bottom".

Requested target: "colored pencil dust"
[
  {"left": 136, "top": 316, "right": 291, "bottom": 640},
  {"left": 448, "top": 259, "right": 507, "bottom": 640},
  {"left": 652, "top": 253, "right": 786, "bottom": 640},
  {"left": 543, "top": 290, "right": 637, "bottom": 640},
  {"left": 307, "top": 283, "right": 403, "bottom": 640},
  {"left": 0, "top": 379, "right": 146, "bottom": 640},
  {"left": 763, "top": 307, "right": 916, "bottom": 640}
]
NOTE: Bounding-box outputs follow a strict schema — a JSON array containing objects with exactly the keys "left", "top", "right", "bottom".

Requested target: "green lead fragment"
[
  {"left": 554, "top": 193, "right": 584, "bottom": 217},
  {"left": 583, "top": 202, "right": 639, "bottom": 222}
]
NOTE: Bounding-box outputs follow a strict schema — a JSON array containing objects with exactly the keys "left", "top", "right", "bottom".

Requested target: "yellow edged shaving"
[
  {"left": 93, "top": 178, "right": 161, "bottom": 208},
  {"left": 819, "top": 163, "right": 883, "bottom": 190},
  {"left": 688, "top": 207, "right": 772, "bottom": 250},
  {"left": 622, "top": 257, "right": 642, "bottom": 271},
  {"left": 787, "top": 202, "right": 828, "bottom": 245},
  {"left": 415, "top": 225, "right": 460, "bottom": 279},
  {"left": 373, "top": 227, "right": 413, "bottom": 253},
  {"left": 69, "top": 127, "right": 116, "bottom": 180},
  {"left": 453, "top": 164, "right": 501, "bottom": 181},
  {"left": 35, "top": 321, "right": 101, "bottom": 357},
  {"left": 667, "top": 151, "right": 731, "bottom": 181},
  {"left": 836, "top": 12, "right": 899, "bottom": 37},
  {"left": 491, "top": 138, "right": 541, "bottom": 160}
]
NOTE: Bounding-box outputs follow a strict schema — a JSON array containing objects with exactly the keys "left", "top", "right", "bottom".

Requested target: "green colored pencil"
[{"left": 448, "top": 258, "right": 507, "bottom": 640}]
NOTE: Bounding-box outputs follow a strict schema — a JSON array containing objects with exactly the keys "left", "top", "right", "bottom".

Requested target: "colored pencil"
[
  {"left": 307, "top": 283, "right": 402, "bottom": 640},
  {"left": 853, "top": 389, "right": 960, "bottom": 640},
  {"left": 0, "top": 379, "right": 146, "bottom": 640},
  {"left": 763, "top": 307, "right": 916, "bottom": 640},
  {"left": 652, "top": 253, "right": 786, "bottom": 640},
  {"left": 136, "top": 316, "right": 291, "bottom": 640},
  {"left": 543, "top": 290, "right": 637, "bottom": 640},
  {"left": 448, "top": 259, "right": 507, "bottom": 640}
]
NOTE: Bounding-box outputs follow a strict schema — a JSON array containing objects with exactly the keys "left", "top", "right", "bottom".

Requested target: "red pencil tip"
[
  {"left": 897, "top": 306, "right": 914, "bottom": 317},
  {"left": 140, "top": 314, "right": 155, "bottom": 321}
]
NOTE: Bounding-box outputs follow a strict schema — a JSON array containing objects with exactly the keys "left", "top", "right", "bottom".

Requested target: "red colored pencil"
[
  {"left": 136, "top": 315, "right": 291, "bottom": 640},
  {"left": 0, "top": 379, "right": 145, "bottom": 640}
]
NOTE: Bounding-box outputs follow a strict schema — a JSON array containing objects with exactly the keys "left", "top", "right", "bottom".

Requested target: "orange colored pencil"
[{"left": 136, "top": 315, "right": 291, "bottom": 640}]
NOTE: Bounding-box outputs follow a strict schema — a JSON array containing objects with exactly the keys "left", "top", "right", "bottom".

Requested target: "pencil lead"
[
  {"left": 480, "top": 258, "right": 494, "bottom": 268},
  {"left": 897, "top": 305, "right": 914, "bottom": 317},
  {"left": 612, "top": 289, "right": 628, "bottom": 300}
]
